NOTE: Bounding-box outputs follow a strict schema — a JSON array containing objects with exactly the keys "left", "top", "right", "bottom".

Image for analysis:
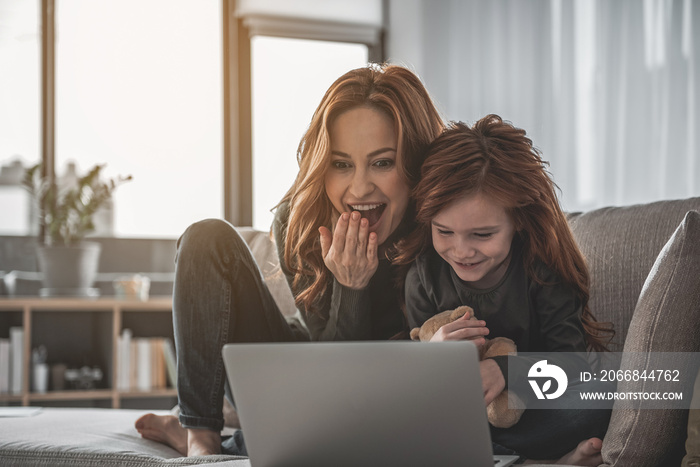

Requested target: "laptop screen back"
[{"left": 222, "top": 341, "right": 495, "bottom": 467}]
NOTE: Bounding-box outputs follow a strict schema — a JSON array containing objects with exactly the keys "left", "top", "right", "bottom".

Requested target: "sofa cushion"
[
  {"left": 0, "top": 408, "right": 249, "bottom": 466},
  {"left": 600, "top": 210, "right": 700, "bottom": 466},
  {"left": 567, "top": 197, "right": 700, "bottom": 350},
  {"left": 236, "top": 227, "right": 299, "bottom": 319}
]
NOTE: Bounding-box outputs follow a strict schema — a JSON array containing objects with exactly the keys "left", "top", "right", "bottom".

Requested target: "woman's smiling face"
[
  {"left": 324, "top": 106, "right": 410, "bottom": 246},
  {"left": 431, "top": 193, "right": 516, "bottom": 289}
]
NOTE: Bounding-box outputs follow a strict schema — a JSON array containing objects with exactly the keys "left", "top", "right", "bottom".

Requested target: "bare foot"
[
  {"left": 523, "top": 437, "right": 603, "bottom": 466},
  {"left": 187, "top": 427, "right": 222, "bottom": 456},
  {"left": 556, "top": 437, "right": 603, "bottom": 466},
  {"left": 135, "top": 413, "right": 187, "bottom": 456}
]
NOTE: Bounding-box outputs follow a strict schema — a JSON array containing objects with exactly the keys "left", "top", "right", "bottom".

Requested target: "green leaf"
[{"left": 22, "top": 163, "right": 132, "bottom": 246}]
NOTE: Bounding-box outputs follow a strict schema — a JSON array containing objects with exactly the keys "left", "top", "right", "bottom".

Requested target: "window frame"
[{"left": 40, "top": 0, "right": 56, "bottom": 242}]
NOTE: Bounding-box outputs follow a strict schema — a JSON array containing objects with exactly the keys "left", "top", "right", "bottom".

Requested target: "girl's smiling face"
[
  {"left": 324, "top": 106, "right": 410, "bottom": 246},
  {"left": 431, "top": 193, "right": 516, "bottom": 289}
]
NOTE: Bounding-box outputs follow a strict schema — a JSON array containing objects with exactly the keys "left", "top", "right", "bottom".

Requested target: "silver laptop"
[{"left": 222, "top": 341, "right": 519, "bottom": 467}]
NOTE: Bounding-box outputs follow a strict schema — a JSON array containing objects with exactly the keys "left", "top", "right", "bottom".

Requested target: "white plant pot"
[{"left": 36, "top": 241, "right": 102, "bottom": 297}]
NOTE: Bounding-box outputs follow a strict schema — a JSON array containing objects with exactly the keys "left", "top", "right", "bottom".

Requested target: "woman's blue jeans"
[{"left": 172, "top": 219, "right": 308, "bottom": 434}]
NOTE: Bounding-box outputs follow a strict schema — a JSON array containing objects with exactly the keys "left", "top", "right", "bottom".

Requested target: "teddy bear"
[{"left": 410, "top": 305, "right": 525, "bottom": 428}]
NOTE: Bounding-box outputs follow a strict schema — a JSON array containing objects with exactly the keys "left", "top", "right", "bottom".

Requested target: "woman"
[{"left": 135, "top": 63, "right": 445, "bottom": 456}]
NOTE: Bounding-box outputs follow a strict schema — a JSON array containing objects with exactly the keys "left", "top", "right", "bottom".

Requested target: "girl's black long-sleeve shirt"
[{"left": 404, "top": 237, "right": 590, "bottom": 387}]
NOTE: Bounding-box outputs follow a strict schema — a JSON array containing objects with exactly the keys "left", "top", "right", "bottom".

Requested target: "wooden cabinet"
[{"left": 0, "top": 297, "right": 177, "bottom": 409}]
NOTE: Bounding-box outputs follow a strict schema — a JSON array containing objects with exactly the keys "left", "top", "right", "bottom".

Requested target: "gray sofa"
[
  {"left": 566, "top": 198, "right": 700, "bottom": 466},
  {"left": 0, "top": 197, "right": 699, "bottom": 467}
]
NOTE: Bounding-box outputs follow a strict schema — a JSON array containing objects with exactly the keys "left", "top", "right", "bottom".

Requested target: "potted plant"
[{"left": 23, "top": 163, "right": 132, "bottom": 297}]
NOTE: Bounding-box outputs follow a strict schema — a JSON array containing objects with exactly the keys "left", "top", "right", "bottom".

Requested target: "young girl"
[
  {"left": 135, "top": 64, "right": 444, "bottom": 456},
  {"left": 397, "top": 115, "right": 614, "bottom": 465}
]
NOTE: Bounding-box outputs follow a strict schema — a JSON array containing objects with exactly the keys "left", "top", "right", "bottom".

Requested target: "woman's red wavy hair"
[{"left": 278, "top": 64, "right": 444, "bottom": 313}]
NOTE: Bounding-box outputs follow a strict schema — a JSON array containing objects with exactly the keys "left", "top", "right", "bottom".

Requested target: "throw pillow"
[
  {"left": 601, "top": 210, "right": 700, "bottom": 466},
  {"left": 239, "top": 227, "right": 299, "bottom": 319}
]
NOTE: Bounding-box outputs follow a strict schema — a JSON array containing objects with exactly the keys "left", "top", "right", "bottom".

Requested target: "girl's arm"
[
  {"left": 406, "top": 260, "right": 502, "bottom": 403},
  {"left": 480, "top": 359, "right": 506, "bottom": 405},
  {"left": 272, "top": 202, "right": 373, "bottom": 341},
  {"left": 530, "top": 269, "right": 591, "bottom": 377},
  {"left": 493, "top": 263, "right": 590, "bottom": 389}
]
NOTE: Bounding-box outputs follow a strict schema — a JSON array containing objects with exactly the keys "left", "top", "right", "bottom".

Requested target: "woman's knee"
[{"left": 178, "top": 219, "right": 248, "bottom": 258}]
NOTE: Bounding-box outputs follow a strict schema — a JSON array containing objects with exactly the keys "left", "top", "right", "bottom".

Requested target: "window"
[
  {"left": 54, "top": 0, "right": 222, "bottom": 238},
  {"left": 0, "top": 0, "right": 40, "bottom": 235}
]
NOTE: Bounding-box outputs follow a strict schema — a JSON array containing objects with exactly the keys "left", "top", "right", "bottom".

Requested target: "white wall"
[{"left": 385, "top": 0, "right": 700, "bottom": 212}]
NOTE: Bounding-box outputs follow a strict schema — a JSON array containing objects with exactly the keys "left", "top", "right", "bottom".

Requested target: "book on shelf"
[
  {"left": 116, "top": 328, "right": 132, "bottom": 391},
  {"left": 137, "top": 339, "right": 151, "bottom": 392},
  {"left": 116, "top": 331, "right": 171, "bottom": 392},
  {"left": 10, "top": 327, "right": 24, "bottom": 395},
  {"left": 162, "top": 338, "right": 177, "bottom": 389},
  {"left": 0, "top": 338, "right": 9, "bottom": 394}
]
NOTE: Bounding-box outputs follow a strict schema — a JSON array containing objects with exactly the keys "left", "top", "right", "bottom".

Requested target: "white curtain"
[{"left": 388, "top": 0, "right": 699, "bottom": 212}]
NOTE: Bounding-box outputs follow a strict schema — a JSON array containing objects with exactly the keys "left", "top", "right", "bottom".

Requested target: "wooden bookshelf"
[{"left": 0, "top": 296, "right": 177, "bottom": 409}]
